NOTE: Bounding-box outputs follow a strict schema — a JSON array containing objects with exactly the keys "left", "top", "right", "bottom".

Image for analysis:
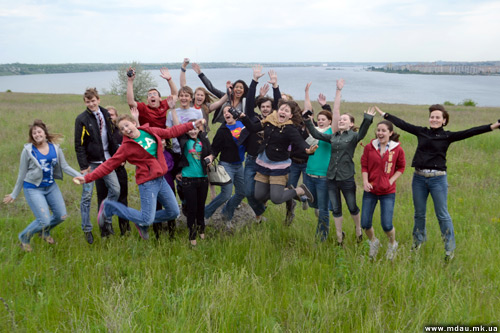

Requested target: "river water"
[{"left": 1, "top": 66, "right": 499, "bottom": 107}]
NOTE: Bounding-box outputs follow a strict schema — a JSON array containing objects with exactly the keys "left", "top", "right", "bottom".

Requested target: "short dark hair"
[
  {"left": 429, "top": 104, "right": 449, "bottom": 126},
  {"left": 256, "top": 96, "right": 273, "bottom": 109}
]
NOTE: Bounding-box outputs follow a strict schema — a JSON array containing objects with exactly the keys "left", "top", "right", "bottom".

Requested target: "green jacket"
[{"left": 305, "top": 113, "right": 373, "bottom": 181}]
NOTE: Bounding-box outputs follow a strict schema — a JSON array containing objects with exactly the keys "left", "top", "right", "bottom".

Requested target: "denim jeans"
[
  {"left": 20, "top": 183, "right": 67, "bottom": 244},
  {"left": 361, "top": 192, "right": 396, "bottom": 232},
  {"left": 304, "top": 174, "right": 330, "bottom": 240},
  {"left": 288, "top": 162, "right": 308, "bottom": 188},
  {"left": 327, "top": 176, "right": 360, "bottom": 218},
  {"left": 412, "top": 173, "right": 455, "bottom": 252},
  {"left": 205, "top": 161, "right": 245, "bottom": 220},
  {"left": 80, "top": 162, "right": 120, "bottom": 232},
  {"left": 103, "top": 176, "right": 179, "bottom": 227},
  {"left": 244, "top": 155, "right": 266, "bottom": 216}
]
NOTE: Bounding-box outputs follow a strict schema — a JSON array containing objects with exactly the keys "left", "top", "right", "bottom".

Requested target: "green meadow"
[{"left": 1, "top": 92, "right": 499, "bottom": 331}]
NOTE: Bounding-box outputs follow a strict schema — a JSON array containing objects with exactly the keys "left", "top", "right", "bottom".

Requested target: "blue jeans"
[
  {"left": 288, "top": 162, "right": 307, "bottom": 188},
  {"left": 304, "top": 174, "right": 330, "bottom": 240},
  {"left": 205, "top": 161, "right": 245, "bottom": 220},
  {"left": 327, "top": 177, "right": 360, "bottom": 218},
  {"left": 361, "top": 192, "right": 396, "bottom": 232},
  {"left": 244, "top": 155, "right": 266, "bottom": 216},
  {"left": 412, "top": 173, "right": 455, "bottom": 252},
  {"left": 20, "top": 183, "right": 67, "bottom": 244},
  {"left": 104, "top": 176, "right": 179, "bottom": 227},
  {"left": 80, "top": 162, "right": 120, "bottom": 232}
]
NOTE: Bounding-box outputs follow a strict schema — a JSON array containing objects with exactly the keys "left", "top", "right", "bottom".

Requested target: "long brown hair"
[{"left": 29, "top": 119, "right": 62, "bottom": 145}]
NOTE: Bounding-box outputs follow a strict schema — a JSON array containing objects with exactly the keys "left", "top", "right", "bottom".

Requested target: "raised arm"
[
  {"left": 192, "top": 63, "right": 225, "bottom": 98},
  {"left": 375, "top": 106, "right": 422, "bottom": 136},
  {"left": 331, "top": 79, "right": 344, "bottom": 133},
  {"left": 160, "top": 67, "right": 178, "bottom": 98},
  {"left": 356, "top": 107, "right": 376, "bottom": 143},
  {"left": 208, "top": 93, "right": 229, "bottom": 112},
  {"left": 268, "top": 69, "right": 282, "bottom": 110},
  {"left": 126, "top": 67, "right": 138, "bottom": 108},
  {"left": 245, "top": 65, "right": 265, "bottom": 119},
  {"left": 180, "top": 58, "right": 189, "bottom": 87},
  {"left": 304, "top": 82, "right": 312, "bottom": 112}
]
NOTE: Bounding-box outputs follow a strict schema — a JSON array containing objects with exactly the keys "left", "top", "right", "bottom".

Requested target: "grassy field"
[{"left": 1, "top": 92, "right": 499, "bottom": 332}]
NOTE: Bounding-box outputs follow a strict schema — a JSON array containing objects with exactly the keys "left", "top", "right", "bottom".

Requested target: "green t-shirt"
[
  {"left": 182, "top": 138, "right": 206, "bottom": 178},
  {"left": 306, "top": 127, "right": 332, "bottom": 177},
  {"left": 133, "top": 130, "right": 158, "bottom": 158}
]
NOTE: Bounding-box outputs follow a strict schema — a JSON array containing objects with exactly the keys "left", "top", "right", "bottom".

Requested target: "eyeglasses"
[{"left": 148, "top": 92, "right": 159, "bottom": 97}]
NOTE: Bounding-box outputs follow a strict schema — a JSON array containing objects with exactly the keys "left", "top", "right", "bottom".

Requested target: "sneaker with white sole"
[
  {"left": 445, "top": 250, "right": 454, "bottom": 262},
  {"left": 97, "top": 199, "right": 108, "bottom": 228},
  {"left": 369, "top": 238, "right": 381, "bottom": 258},
  {"left": 386, "top": 241, "right": 398, "bottom": 260},
  {"left": 134, "top": 223, "right": 149, "bottom": 240}
]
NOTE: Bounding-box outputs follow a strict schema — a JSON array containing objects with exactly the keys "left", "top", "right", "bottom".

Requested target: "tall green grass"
[{"left": 1, "top": 93, "right": 499, "bottom": 331}]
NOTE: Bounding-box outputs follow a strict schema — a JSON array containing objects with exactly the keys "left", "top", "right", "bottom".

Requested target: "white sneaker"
[
  {"left": 445, "top": 250, "right": 454, "bottom": 262},
  {"left": 386, "top": 241, "right": 398, "bottom": 260},
  {"left": 369, "top": 238, "right": 381, "bottom": 258}
]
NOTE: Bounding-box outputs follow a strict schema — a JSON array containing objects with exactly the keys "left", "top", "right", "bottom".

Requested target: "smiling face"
[
  {"left": 277, "top": 104, "right": 292, "bottom": 123},
  {"left": 147, "top": 89, "right": 161, "bottom": 108},
  {"left": 118, "top": 119, "right": 140, "bottom": 139},
  {"left": 376, "top": 123, "right": 393, "bottom": 144},
  {"left": 338, "top": 114, "right": 354, "bottom": 131},
  {"left": 194, "top": 89, "right": 205, "bottom": 107},
  {"left": 84, "top": 96, "right": 100, "bottom": 112},
  {"left": 233, "top": 82, "right": 245, "bottom": 99},
  {"left": 429, "top": 110, "right": 446, "bottom": 128},
  {"left": 187, "top": 127, "right": 200, "bottom": 139},
  {"left": 260, "top": 100, "right": 272, "bottom": 118},
  {"left": 317, "top": 114, "right": 332, "bottom": 129},
  {"left": 179, "top": 91, "right": 193, "bottom": 109},
  {"left": 31, "top": 126, "right": 47, "bottom": 146}
]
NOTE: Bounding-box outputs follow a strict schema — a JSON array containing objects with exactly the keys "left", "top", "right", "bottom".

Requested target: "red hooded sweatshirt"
[
  {"left": 84, "top": 122, "right": 194, "bottom": 185},
  {"left": 361, "top": 138, "right": 406, "bottom": 195}
]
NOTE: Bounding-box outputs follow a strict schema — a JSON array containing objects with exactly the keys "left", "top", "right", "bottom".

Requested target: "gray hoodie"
[{"left": 10, "top": 143, "right": 82, "bottom": 199}]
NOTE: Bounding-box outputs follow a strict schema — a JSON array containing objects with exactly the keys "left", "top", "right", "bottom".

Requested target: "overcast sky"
[{"left": 1, "top": 0, "right": 499, "bottom": 64}]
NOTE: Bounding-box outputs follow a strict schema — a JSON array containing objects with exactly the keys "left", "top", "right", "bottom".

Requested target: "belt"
[
  {"left": 414, "top": 169, "right": 447, "bottom": 177},
  {"left": 291, "top": 157, "right": 308, "bottom": 164},
  {"left": 307, "top": 173, "right": 327, "bottom": 179}
]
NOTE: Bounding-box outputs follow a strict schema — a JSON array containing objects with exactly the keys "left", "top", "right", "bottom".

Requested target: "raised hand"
[
  {"left": 191, "top": 63, "right": 202, "bottom": 74},
  {"left": 365, "top": 106, "right": 376, "bottom": 116},
  {"left": 253, "top": 65, "right": 265, "bottom": 81},
  {"left": 127, "top": 67, "right": 136, "bottom": 80},
  {"left": 226, "top": 80, "right": 233, "bottom": 94},
  {"left": 374, "top": 106, "right": 385, "bottom": 116},
  {"left": 182, "top": 58, "right": 190, "bottom": 69},
  {"left": 259, "top": 84, "right": 270, "bottom": 97},
  {"left": 304, "top": 82, "right": 312, "bottom": 111},
  {"left": 268, "top": 70, "right": 278, "bottom": 87},
  {"left": 159, "top": 67, "right": 172, "bottom": 81},
  {"left": 166, "top": 95, "right": 177, "bottom": 109},
  {"left": 317, "top": 93, "right": 327, "bottom": 106},
  {"left": 336, "top": 78, "right": 345, "bottom": 91},
  {"left": 130, "top": 106, "right": 139, "bottom": 123}
]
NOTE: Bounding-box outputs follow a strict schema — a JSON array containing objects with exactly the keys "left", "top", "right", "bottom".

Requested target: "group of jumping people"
[{"left": 5, "top": 60, "right": 500, "bottom": 261}]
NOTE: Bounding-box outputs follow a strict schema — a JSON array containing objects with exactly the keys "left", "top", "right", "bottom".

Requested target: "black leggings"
[
  {"left": 254, "top": 181, "right": 297, "bottom": 205},
  {"left": 183, "top": 177, "right": 209, "bottom": 240}
]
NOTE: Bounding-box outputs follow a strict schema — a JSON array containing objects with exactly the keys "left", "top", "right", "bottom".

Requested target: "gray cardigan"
[{"left": 10, "top": 143, "right": 82, "bottom": 199}]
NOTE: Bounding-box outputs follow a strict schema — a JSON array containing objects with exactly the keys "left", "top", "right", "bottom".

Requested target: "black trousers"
[{"left": 183, "top": 177, "right": 209, "bottom": 240}]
